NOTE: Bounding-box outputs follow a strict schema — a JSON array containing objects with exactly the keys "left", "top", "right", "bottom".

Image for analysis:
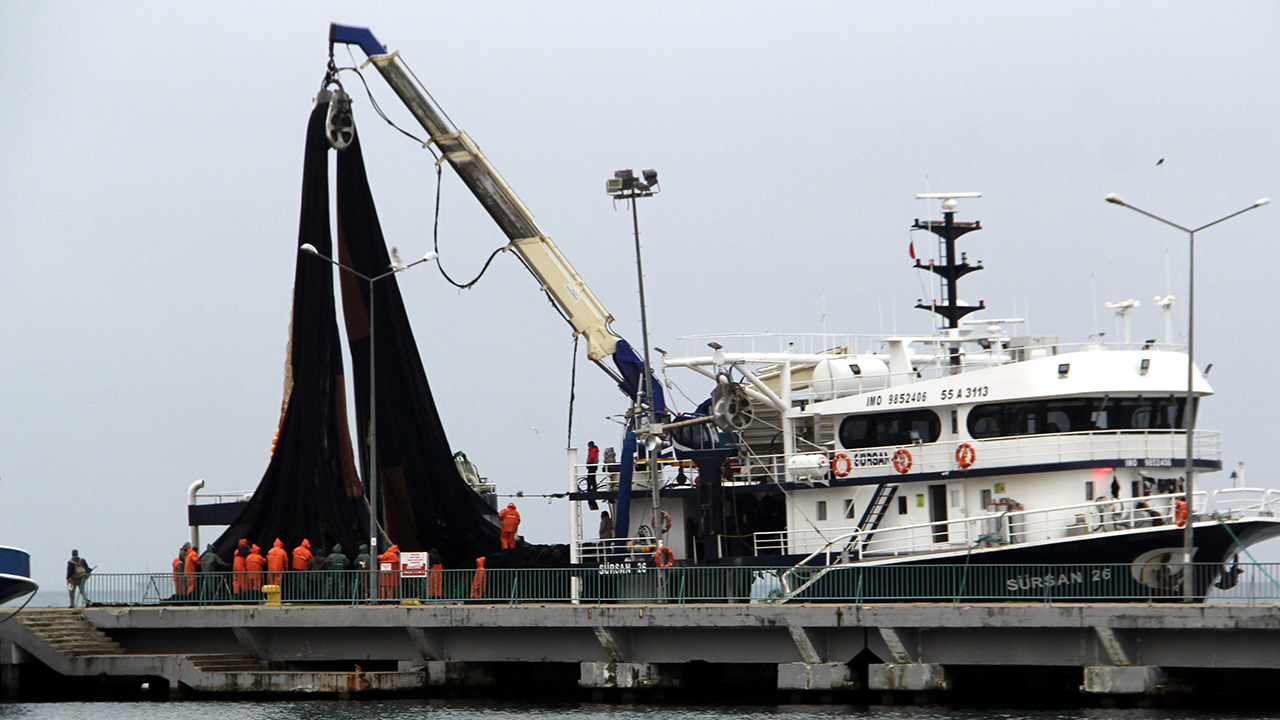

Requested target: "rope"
[
  {"left": 0, "top": 589, "right": 37, "bottom": 625},
  {"left": 566, "top": 334, "right": 579, "bottom": 450},
  {"left": 1215, "top": 514, "right": 1280, "bottom": 592}
]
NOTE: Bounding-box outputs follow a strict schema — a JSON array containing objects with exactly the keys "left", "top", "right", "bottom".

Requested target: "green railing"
[{"left": 78, "top": 562, "right": 1280, "bottom": 607}]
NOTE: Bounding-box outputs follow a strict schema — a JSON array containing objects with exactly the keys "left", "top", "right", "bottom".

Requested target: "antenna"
[
  {"left": 1154, "top": 248, "right": 1175, "bottom": 345},
  {"left": 1104, "top": 299, "right": 1141, "bottom": 346},
  {"left": 1091, "top": 275, "right": 1099, "bottom": 337}
]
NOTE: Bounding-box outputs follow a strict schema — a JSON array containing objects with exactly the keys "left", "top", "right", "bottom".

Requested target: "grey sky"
[{"left": 3, "top": 3, "right": 1277, "bottom": 596}]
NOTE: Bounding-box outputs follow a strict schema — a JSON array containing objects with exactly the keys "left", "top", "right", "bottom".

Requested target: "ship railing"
[
  {"left": 754, "top": 491, "right": 1222, "bottom": 559},
  {"left": 1212, "top": 487, "right": 1280, "bottom": 520},
  {"left": 77, "top": 561, "right": 1280, "bottom": 606},
  {"left": 576, "top": 537, "right": 662, "bottom": 564},
  {"left": 569, "top": 457, "right": 702, "bottom": 494},
  {"left": 675, "top": 331, "right": 1184, "bottom": 360},
  {"left": 671, "top": 332, "right": 1187, "bottom": 391},
  {"left": 741, "top": 430, "right": 1221, "bottom": 485}
]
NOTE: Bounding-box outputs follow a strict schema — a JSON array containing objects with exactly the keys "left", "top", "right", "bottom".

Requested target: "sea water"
[{"left": 0, "top": 702, "right": 1271, "bottom": 720}]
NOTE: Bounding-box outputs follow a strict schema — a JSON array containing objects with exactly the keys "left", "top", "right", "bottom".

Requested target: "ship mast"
[{"left": 913, "top": 193, "right": 983, "bottom": 370}]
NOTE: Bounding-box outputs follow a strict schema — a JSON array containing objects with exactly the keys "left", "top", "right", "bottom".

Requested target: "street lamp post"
[
  {"left": 1104, "top": 194, "right": 1269, "bottom": 600},
  {"left": 606, "top": 169, "right": 663, "bottom": 553},
  {"left": 300, "top": 242, "right": 436, "bottom": 598}
]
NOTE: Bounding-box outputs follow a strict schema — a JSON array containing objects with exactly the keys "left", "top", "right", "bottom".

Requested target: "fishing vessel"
[
  {"left": 565, "top": 194, "right": 1280, "bottom": 600},
  {"left": 317, "top": 24, "right": 1277, "bottom": 599}
]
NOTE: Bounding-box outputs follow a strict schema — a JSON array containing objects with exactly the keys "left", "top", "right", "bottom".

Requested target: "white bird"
[{"left": 390, "top": 246, "right": 406, "bottom": 271}]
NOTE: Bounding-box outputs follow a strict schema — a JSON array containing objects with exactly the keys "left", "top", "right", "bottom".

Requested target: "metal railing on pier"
[{"left": 81, "top": 562, "right": 1280, "bottom": 607}]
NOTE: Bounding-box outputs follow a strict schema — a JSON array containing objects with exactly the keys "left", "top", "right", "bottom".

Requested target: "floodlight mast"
[{"left": 329, "top": 24, "right": 626, "bottom": 385}]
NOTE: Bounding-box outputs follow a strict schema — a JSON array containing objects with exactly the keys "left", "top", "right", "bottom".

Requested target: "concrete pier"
[{"left": 5, "top": 603, "right": 1280, "bottom": 702}]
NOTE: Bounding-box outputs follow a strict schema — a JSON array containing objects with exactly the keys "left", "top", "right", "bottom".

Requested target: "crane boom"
[{"left": 330, "top": 24, "right": 621, "bottom": 364}]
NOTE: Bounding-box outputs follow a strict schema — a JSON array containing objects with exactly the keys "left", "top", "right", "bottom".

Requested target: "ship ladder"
[{"left": 843, "top": 484, "right": 899, "bottom": 560}]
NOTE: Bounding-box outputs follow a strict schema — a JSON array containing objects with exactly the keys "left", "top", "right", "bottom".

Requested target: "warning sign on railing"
[{"left": 400, "top": 552, "right": 428, "bottom": 578}]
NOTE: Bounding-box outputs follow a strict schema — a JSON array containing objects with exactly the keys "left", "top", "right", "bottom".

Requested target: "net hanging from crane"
[
  {"left": 213, "top": 101, "right": 367, "bottom": 559},
  {"left": 215, "top": 100, "right": 501, "bottom": 566},
  {"left": 334, "top": 125, "right": 501, "bottom": 565}
]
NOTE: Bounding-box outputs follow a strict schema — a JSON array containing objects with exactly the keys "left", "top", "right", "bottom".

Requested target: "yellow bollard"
[{"left": 263, "top": 584, "right": 281, "bottom": 606}]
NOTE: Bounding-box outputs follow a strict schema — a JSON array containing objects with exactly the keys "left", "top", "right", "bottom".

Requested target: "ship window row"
[
  {"left": 967, "top": 396, "right": 1192, "bottom": 439},
  {"left": 838, "top": 410, "right": 941, "bottom": 449}
]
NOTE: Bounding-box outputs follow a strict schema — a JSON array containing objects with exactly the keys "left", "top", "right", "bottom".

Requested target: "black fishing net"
[
  {"left": 214, "top": 101, "right": 501, "bottom": 567},
  {"left": 334, "top": 127, "right": 501, "bottom": 566},
  {"left": 213, "top": 102, "right": 366, "bottom": 559}
]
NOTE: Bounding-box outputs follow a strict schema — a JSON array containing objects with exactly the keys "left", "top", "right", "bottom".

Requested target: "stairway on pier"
[{"left": 17, "top": 609, "right": 124, "bottom": 657}]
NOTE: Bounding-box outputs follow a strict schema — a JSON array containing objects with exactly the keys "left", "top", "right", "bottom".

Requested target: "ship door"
[{"left": 928, "top": 484, "right": 948, "bottom": 543}]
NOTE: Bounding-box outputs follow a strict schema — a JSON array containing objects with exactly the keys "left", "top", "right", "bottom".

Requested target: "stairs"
[
  {"left": 851, "top": 483, "right": 899, "bottom": 558},
  {"left": 17, "top": 609, "right": 124, "bottom": 657},
  {"left": 186, "top": 654, "right": 267, "bottom": 673}
]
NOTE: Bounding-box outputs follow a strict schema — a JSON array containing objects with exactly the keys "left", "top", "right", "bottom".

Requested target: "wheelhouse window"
[
  {"left": 967, "top": 396, "right": 1192, "bottom": 439},
  {"left": 838, "top": 409, "right": 941, "bottom": 449}
]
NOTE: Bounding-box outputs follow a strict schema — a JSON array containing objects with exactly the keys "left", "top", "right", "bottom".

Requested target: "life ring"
[
  {"left": 653, "top": 546, "right": 674, "bottom": 568},
  {"left": 955, "top": 443, "right": 975, "bottom": 470},
  {"left": 1174, "top": 499, "right": 1188, "bottom": 527},
  {"left": 832, "top": 453, "right": 853, "bottom": 478},
  {"left": 892, "top": 448, "right": 912, "bottom": 474},
  {"left": 660, "top": 510, "right": 672, "bottom": 535}
]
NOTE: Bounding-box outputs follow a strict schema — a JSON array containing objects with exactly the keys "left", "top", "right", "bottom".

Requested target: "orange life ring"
[
  {"left": 1174, "top": 499, "right": 1188, "bottom": 527},
  {"left": 892, "top": 448, "right": 912, "bottom": 474},
  {"left": 660, "top": 510, "right": 672, "bottom": 535},
  {"left": 653, "top": 546, "right": 674, "bottom": 568},
  {"left": 832, "top": 453, "right": 852, "bottom": 478},
  {"left": 955, "top": 443, "right": 976, "bottom": 470}
]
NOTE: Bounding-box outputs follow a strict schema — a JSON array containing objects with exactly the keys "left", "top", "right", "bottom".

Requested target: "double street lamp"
[
  {"left": 1104, "top": 193, "right": 1269, "bottom": 600},
  {"left": 300, "top": 242, "right": 437, "bottom": 598}
]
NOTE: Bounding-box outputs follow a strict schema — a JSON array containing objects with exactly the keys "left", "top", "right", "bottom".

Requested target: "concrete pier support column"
[
  {"left": 1081, "top": 666, "right": 1166, "bottom": 695},
  {"left": 579, "top": 661, "right": 664, "bottom": 689},
  {"left": 424, "top": 661, "right": 494, "bottom": 687},
  {"left": 777, "top": 662, "right": 855, "bottom": 691},
  {"left": 868, "top": 663, "right": 950, "bottom": 691}
]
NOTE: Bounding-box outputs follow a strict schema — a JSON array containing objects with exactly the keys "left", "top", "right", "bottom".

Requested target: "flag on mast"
[{"left": 909, "top": 239, "right": 916, "bottom": 260}]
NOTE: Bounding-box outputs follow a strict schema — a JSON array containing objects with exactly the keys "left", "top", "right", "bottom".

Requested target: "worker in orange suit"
[
  {"left": 377, "top": 544, "right": 400, "bottom": 600},
  {"left": 266, "top": 539, "right": 288, "bottom": 587},
  {"left": 232, "top": 539, "right": 248, "bottom": 594},
  {"left": 184, "top": 543, "right": 200, "bottom": 594},
  {"left": 172, "top": 543, "right": 190, "bottom": 598},
  {"left": 470, "top": 556, "right": 487, "bottom": 599},
  {"left": 288, "top": 538, "right": 313, "bottom": 600},
  {"left": 427, "top": 548, "right": 443, "bottom": 598},
  {"left": 291, "top": 538, "right": 313, "bottom": 570},
  {"left": 499, "top": 503, "right": 521, "bottom": 550},
  {"left": 246, "top": 543, "right": 266, "bottom": 592}
]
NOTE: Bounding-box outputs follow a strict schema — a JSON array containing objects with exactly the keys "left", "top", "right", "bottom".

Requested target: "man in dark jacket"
[
  {"left": 199, "top": 544, "right": 230, "bottom": 601},
  {"left": 66, "top": 550, "right": 91, "bottom": 608},
  {"left": 308, "top": 547, "right": 328, "bottom": 600},
  {"left": 353, "top": 543, "right": 372, "bottom": 598},
  {"left": 327, "top": 544, "right": 351, "bottom": 599}
]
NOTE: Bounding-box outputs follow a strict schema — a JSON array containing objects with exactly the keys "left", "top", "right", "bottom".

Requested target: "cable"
[
  {"left": 0, "top": 589, "right": 37, "bottom": 625},
  {"left": 566, "top": 334, "right": 579, "bottom": 450},
  {"left": 399, "top": 55, "right": 459, "bottom": 131},
  {"left": 427, "top": 164, "right": 506, "bottom": 289},
  {"left": 339, "top": 49, "right": 439, "bottom": 160}
]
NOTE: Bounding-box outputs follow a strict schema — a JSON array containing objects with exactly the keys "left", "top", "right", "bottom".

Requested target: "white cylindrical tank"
[
  {"left": 811, "top": 356, "right": 890, "bottom": 400},
  {"left": 787, "top": 453, "right": 831, "bottom": 484}
]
